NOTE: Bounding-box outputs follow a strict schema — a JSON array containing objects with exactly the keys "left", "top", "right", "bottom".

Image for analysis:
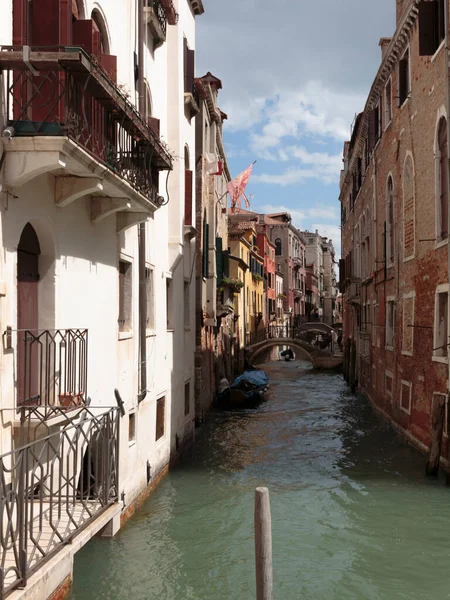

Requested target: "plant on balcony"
[
  {"left": 278, "top": 293, "right": 287, "bottom": 299},
  {"left": 252, "top": 273, "right": 263, "bottom": 282},
  {"left": 218, "top": 277, "right": 244, "bottom": 293}
]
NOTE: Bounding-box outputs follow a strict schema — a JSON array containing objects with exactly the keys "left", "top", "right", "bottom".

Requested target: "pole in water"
[{"left": 254, "top": 487, "right": 273, "bottom": 600}]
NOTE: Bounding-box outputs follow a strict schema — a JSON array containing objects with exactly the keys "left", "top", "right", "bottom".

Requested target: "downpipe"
[
  {"left": 138, "top": 223, "right": 147, "bottom": 403},
  {"left": 137, "top": 0, "right": 147, "bottom": 404}
]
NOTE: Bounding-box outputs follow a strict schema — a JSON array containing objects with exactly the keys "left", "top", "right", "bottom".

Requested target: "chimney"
[{"left": 379, "top": 37, "right": 392, "bottom": 61}]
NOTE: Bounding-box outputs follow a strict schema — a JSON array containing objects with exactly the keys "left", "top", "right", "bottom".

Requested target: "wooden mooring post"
[
  {"left": 426, "top": 393, "right": 446, "bottom": 476},
  {"left": 254, "top": 487, "right": 273, "bottom": 600}
]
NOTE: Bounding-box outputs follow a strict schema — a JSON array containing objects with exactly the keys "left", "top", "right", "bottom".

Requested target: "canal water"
[{"left": 71, "top": 353, "right": 450, "bottom": 600}]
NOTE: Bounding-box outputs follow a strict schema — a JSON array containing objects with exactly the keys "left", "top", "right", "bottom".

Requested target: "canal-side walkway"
[{"left": 71, "top": 360, "right": 450, "bottom": 600}]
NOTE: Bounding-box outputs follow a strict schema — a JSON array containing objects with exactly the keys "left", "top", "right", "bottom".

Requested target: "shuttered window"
[
  {"left": 146, "top": 267, "right": 155, "bottom": 330},
  {"left": 202, "top": 222, "right": 209, "bottom": 277},
  {"left": 185, "top": 169, "right": 193, "bottom": 226},
  {"left": 119, "top": 260, "right": 132, "bottom": 332},
  {"left": 156, "top": 396, "right": 165, "bottom": 441},
  {"left": 398, "top": 50, "right": 410, "bottom": 106},
  {"left": 216, "top": 237, "right": 223, "bottom": 284},
  {"left": 438, "top": 117, "right": 448, "bottom": 241},
  {"left": 419, "top": 0, "right": 445, "bottom": 56}
]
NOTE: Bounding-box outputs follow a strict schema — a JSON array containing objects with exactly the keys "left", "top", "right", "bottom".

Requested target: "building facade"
[
  {"left": 194, "top": 72, "right": 233, "bottom": 423},
  {"left": 0, "top": 0, "right": 203, "bottom": 596},
  {"left": 340, "top": 0, "right": 450, "bottom": 461}
]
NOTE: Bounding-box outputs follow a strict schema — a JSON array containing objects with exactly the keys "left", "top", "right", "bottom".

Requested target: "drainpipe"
[{"left": 137, "top": 0, "right": 147, "bottom": 403}]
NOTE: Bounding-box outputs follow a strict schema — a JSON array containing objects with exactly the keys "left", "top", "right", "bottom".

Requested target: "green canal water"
[{"left": 71, "top": 357, "right": 450, "bottom": 600}]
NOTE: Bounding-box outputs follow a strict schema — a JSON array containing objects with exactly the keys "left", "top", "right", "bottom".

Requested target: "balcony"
[
  {"left": 144, "top": 0, "right": 167, "bottom": 48},
  {"left": 0, "top": 406, "right": 119, "bottom": 597},
  {"left": 293, "top": 288, "right": 303, "bottom": 298},
  {"left": 12, "top": 328, "right": 88, "bottom": 423},
  {"left": 184, "top": 78, "right": 200, "bottom": 117},
  {"left": 346, "top": 279, "right": 361, "bottom": 304},
  {"left": 292, "top": 256, "right": 303, "bottom": 269},
  {"left": 0, "top": 47, "right": 172, "bottom": 224}
]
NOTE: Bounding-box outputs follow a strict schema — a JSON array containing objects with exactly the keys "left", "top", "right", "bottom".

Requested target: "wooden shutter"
[
  {"left": 216, "top": 237, "right": 223, "bottom": 284},
  {"left": 398, "top": 56, "right": 408, "bottom": 105},
  {"left": 185, "top": 169, "right": 193, "bottom": 226},
  {"left": 367, "top": 108, "right": 375, "bottom": 153},
  {"left": 73, "top": 19, "right": 102, "bottom": 56},
  {"left": 30, "top": 0, "right": 71, "bottom": 45},
  {"left": 419, "top": 0, "right": 437, "bottom": 56},
  {"left": 185, "top": 45, "right": 195, "bottom": 93},
  {"left": 183, "top": 38, "right": 188, "bottom": 92}
]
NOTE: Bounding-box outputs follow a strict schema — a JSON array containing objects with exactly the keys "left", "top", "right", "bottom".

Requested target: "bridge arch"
[
  {"left": 297, "top": 322, "right": 335, "bottom": 335},
  {"left": 248, "top": 339, "right": 314, "bottom": 366}
]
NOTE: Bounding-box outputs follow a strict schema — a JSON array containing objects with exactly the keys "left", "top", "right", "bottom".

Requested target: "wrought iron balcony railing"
[
  {"left": 0, "top": 406, "right": 119, "bottom": 597},
  {"left": 16, "top": 329, "right": 88, "bottom": 420},
  {"left": 0, "top": 46, "right": 172, "bottom": 200},
  {"left": 144, "top": 0, "right": 168, "bottom": 47}
]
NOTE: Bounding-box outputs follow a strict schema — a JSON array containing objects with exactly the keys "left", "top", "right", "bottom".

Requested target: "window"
[
  {"left": 374, "top": 102, "right": 382, "bottom": 142},
  {"left": 385, "top": 78, "right": 392, "bottom": 127},
  {"left": 386, "top": 176, "right": 395, "bottom": 265},
  {"left": 275, "top": 238, "right": 282, "bottom": 256},
  {"left": 437, "top": 117, "right": 448, "bottom": 242},
  {"left": 402, "top": 293, "right": 415, "bottom": 355},
  {"left": 403, "top": 155, "right": 415, "bottom": 260},
  {"left": 419, "top": 0, "right": 445, "bottom": 56},
  {"left": 185, "top": 382, "right": 190, "bottom": 416},
  {"left": 166, "top": 278, "right": 174, "bottom": 330},
  {"left": 434, "top": 286, "right": 449, "bottom": 360},
  {"left": 184, "top": 281, "right": 190, "bottom": 328},
  {"left": 398, "top": 49, "right": 410, "bottom": 106},
  {"left": 386, "top": 298, "right": 395, "bottom": 349},
  {"left": 202, "top": 215, "right": 209, "bottom": 277},
  {"left": 129, "top": 411, "right": 136, "bottom": 443},
  {"left": 146, "top": 267, "right": 155, "bottom": 330},
  {"left": 119, "top": 260, "right": 132, "bottom": 332},
  {"left": 400, "top": 381, "right": 412, "bottom": 415},
  {"left": 385, "top": 370, "right": 394, "bottom": 400},
  {"left": 372, "top": 303, "right": 378, "bottom": 346},
  {"left": 156, "top": 396, "right": 165, "bottom": 441}
]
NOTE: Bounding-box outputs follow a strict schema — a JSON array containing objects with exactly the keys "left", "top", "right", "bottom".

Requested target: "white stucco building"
[{"left": 0, "top": 0, "right": 203, "bottom": 597}]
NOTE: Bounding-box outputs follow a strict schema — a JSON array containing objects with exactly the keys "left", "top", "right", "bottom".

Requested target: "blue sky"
[{"left": 196, "top": 0, "right": 397, "bottom": 258}]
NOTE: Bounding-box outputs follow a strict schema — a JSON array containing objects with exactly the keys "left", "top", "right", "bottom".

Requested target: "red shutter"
[
  {"left": 101, "top": 54, "right": 117, "bottom": 82},
  {"left": 73, "top": 19, "right": 102, "bottom": 56},
  {"left": 185, "top": 170, "right": 193, "bottom": 226},
  {"left": 419, "top": 0, "right": 437, "bottom": 56},
  {"left": 147, "top": 117, "right": 160, "bottom": 137},
  {"left": 13, "top": 0, "right": 26, "bottom": 45},
  {"left": 30, "top": 0, "right": 71, "bottom": 45}
]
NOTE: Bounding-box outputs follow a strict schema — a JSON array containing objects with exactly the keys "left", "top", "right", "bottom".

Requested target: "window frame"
[
  {"left": 433, "top": 283, "right": 449, "bottom": 363},
  {"left": 401, "top": 291, "right": 415, "bottom": 357},
  {"left": 118, "top": 256, "right": 133, "bottom": 338},
  {"left": 399, "top": 380, "right": 412, "bottom": 415},
  {"left": 385, "top": 296, "right": 396, "bottom": 351},
  {"left": 386, "top": 175, "right": 395, "bottom": 267},
  {"left": 398, "top": 46, "right": 411, "bottom": 107},
  {"left": 435, "top": 111, "right": 448, "bottom": 247},
  {"left": 155, "top": 395, "right": 166, "bottom": 442}
]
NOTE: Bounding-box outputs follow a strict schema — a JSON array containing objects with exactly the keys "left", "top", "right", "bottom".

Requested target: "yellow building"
[{"left": 228, "top": 215, "right": 265, "bottom": 347}]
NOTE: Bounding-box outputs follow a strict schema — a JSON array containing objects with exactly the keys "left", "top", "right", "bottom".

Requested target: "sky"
[{"left": 196, "top": 0, "right": 396, "bottom": 259}]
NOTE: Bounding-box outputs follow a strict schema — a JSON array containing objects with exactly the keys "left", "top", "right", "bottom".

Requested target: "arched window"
[
  {"left": 275, "top": 238, "right": 282, "bottom": 256},
  {"left": 437, "top": 117, "right": 448, "bottom": 241},
  {"left": 386, "top": 176, "right": 394, "bottom": 265},
  {"left": 91, "top": 9, "right": 110, "bottom": 54},
  {"left": 71, "top": 0, "right": 85, "bottom": 19}
]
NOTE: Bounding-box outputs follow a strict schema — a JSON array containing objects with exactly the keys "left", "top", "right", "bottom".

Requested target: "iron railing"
[
  {"left": 17, "top": 329, "right": 88, "bottom": 418},
  {"left": 0, "top": 406, "right": 119, "bottom": 598},
  {"left": 145, "top": 0, "right": 168, "bottom": 38},
  {"left": 1, "top": 46, "right": 172, "bottom": 200}
]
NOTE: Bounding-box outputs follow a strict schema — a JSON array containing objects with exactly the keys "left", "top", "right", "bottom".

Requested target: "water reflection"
[{"left": 71, "top": 360, "right": 450, "bottom": 600}]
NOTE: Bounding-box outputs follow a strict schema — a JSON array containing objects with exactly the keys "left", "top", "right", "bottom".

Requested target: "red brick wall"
[{"left": 341, "top": 2, "right": 450, "bottom": 451}]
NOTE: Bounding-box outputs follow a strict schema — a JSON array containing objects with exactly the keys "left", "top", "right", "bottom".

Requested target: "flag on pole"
[{"left": 227, "top": 164, "right": 254, "bottom": 211}]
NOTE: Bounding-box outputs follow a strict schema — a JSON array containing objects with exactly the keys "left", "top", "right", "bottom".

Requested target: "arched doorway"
[{"left": 17, "top": 223, "right": 40, "bottom": 405}]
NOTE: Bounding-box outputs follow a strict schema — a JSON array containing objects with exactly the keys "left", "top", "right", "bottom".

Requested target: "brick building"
[{"left": 340, "top": 0, "right": 450, "bottom": 459}]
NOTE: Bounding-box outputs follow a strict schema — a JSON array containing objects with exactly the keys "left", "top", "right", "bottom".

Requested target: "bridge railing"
[{"left": 246, "top": 325, "right": 336, "bottom": 354}]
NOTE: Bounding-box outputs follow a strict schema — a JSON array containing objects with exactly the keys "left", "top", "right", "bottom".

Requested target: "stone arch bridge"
[{"left": 245, "top": 324, "right": 343, "bottom": 370}]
